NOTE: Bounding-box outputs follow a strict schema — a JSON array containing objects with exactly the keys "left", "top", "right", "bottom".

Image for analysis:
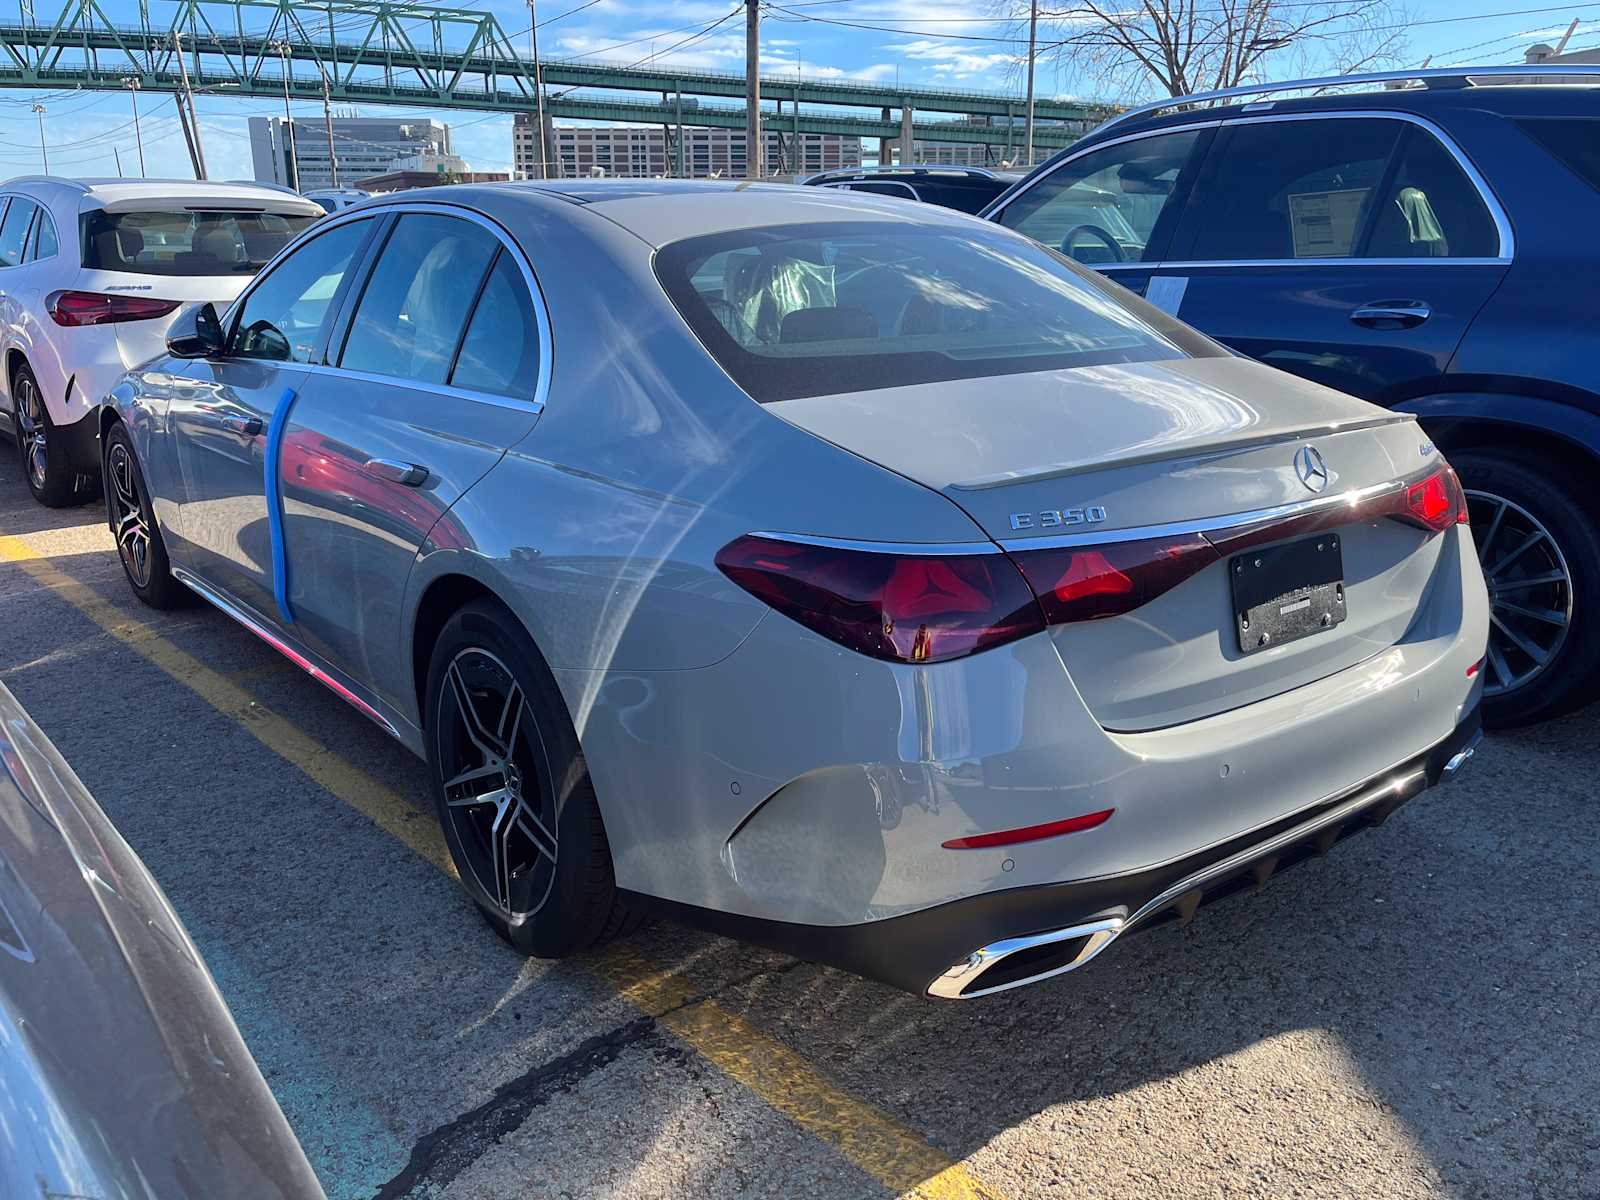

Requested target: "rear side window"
[
  {"left": 0, "top": 199, "right": 36, "bottom": 268},
  {"left": 81, "top": 209, "right": 317, "bottom": 276},
  {"left": 1365, "top": 126, "right": 1499, "bottom": 258},
  {"left": 232, "top": 218, "right": 372, "bottom": 363},
  {"left": 1516, "top": 117, "right": 1600, "bottom": 194},
  {"left": 338, "top": 213, "right": 500, "bottom": 385},
  {"left": 1185, "top": 119, "right": 1401, "bottom": 260},
  {"left": 656, "top": 221, "right": 1217, "bottom": 403},
  {"left": 996, "top": 130, "right": 1202, "bottom": 266},
  {"left": 449, "top": 252, "right": 540, "bottom": 397},
  {"left": 31, "top": 210, "right": 57, "bottom": 260}
]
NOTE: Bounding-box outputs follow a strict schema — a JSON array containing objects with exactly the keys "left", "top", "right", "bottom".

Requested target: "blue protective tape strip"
[{"left": 263, "top": 386, "right": 299, "bottom": 624}]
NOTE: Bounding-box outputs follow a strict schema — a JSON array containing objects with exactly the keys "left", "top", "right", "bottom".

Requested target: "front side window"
[
  {"left": 81, "top": 209, "right": 318, "bottom": 277},
  {"left": 1184, "top": 119, "right": 1400, "bottom": 260},
  {"left": 338, "top": 214, "right": 500, "bottom": 385},
  {"left": 995, "top": 130, "right": 1202, "bottom": 265},
  {"left": 231, "top": 218, "right": 372, "bottom": 363},
  {"left": 0, "top": 199, "right": 36, "bottom": 268},
  {"left": 657, "top": 221, "right": 1218, "bottom": 403}
]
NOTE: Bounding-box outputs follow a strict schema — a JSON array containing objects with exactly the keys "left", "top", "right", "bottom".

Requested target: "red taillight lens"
[
  {"left": 47, "top": 290, "right": 181, "bottom": 327},
  {"left": 1403, "top": 467, "right": 1467, "bottom": 532},
  {"left": 716, "top": 534, "right": 1045, "bottom": 663},
  {"left": 1008, "top": 534, "right": 1219, "bottom": 624}
]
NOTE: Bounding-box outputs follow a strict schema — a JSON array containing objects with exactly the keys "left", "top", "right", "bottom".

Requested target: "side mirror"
[{"left": 166, "top": 302, "right": 225, "bottom": 359}]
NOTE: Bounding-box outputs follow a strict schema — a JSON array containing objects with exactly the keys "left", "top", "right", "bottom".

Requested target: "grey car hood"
[{"left": 769, "top": 355, "right": 1407, "bottom": 493}]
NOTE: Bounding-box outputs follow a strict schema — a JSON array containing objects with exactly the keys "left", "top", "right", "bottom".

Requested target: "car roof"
[
  {"left": 1, "top": 176, "right": 323, "bottom": 213},
  {"left": 1066, "top": 78, "right": 1600, "bottom": 158},
  {"left": 371, "top": 178, "right": 987, "bottom": 249}
]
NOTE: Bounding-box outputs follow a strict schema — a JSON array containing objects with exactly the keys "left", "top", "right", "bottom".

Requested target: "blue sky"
[{"left": 1, "top": 0, "right": 1596, "bottom": 180}]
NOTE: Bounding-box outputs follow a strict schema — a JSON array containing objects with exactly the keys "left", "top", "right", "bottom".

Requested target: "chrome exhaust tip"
[
  {"left": 1443, "top": 729, "right": 1484, "bottom": 778},
  {"left": 926, "top": 916, "right": 1124, "bottom": 1000}
]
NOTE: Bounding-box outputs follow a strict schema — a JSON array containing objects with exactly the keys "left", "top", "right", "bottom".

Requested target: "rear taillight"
[
  {"left": 47, "top": 290, "right": 181, "bottom": 327},
  {"left": 1008, "top": 534, "right": 1219, "bottom": 624},
  {"left": 1404, "top": 467, "right": 1467, "bottom": 532},
  {"left": 715, "top": 534, "right": 1044, "bottom": 663}
]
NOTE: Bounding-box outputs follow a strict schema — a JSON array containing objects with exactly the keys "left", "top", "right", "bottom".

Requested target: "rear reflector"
[
  {"left": 48, "top": 289, "right": 181, "bottom": 327},
  {"left": 943, "top": 807, "right": 1115, "bottom": 849},
  {"left": 715, "top": 535, "right": 1044, "bottom": 663}
]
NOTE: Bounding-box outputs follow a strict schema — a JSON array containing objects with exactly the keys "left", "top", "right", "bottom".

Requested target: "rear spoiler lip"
[{"left": 949, "top": 412, "right": 1416, "bottom": 492}]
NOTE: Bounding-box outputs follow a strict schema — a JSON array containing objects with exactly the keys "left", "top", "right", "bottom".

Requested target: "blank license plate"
[{"left": 1232, "top": 534, "right": 1346, "bottom": 655}]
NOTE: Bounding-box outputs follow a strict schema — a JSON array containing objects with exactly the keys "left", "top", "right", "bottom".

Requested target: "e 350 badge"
[{"left": 1008, "top": 506, "right": 1108, "bottom": 531}]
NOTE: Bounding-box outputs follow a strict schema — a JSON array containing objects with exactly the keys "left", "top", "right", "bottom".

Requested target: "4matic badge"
[{"left": 1008, "top": 506, "right": 1108, "bottom": 531}]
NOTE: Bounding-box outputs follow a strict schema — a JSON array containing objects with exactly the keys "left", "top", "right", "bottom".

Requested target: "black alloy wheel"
[{"left": 101, "top": 422, "right": 186, "bottom": 609}]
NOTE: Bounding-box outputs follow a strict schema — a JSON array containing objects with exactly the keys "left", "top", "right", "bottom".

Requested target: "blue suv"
[{"left": 986, "top": 65, "right": 1600, "bottom": 726}]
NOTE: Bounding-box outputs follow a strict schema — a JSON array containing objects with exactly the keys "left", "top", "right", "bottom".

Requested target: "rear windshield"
[
  {"left": 654, "top": 221, "right": 1214, "bottom": 402},
  {"left": 81, "top": 209, "right": 318, "bottom": 277}
]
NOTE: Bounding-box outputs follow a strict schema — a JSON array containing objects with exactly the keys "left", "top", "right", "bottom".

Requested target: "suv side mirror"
[{"left": 166, "top": 302, "right": 225, "bottom": 359}]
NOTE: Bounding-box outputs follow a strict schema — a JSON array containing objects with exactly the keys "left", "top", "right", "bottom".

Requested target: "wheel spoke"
[
  {"left": 1486, "top": 639, "right": 1514, "bottom": 689},
  {"left": 1496, "top": 599, "right": 1568, "bottom": 627},
  {"left": 1487, "top": 529, "right": 1547, "bottom": 579},
  {"left": 1494, "top": 571, "right": 1567, "bottom": 591},
  {"left": 447, "top": 783, "right": 509, "bottom": 810},
  {"left": 514, "top": 804, "right": 559, "bottom": 864},
  {"left": 488, "top": 795, "right": 515, "bottom": 911},
  {"left": 496, "top": 682, "right": 525, "bottom": 753},
  {"left": 1490, "top": 611, "right": 1550, "bottom": 666},
  {"left": 1474, "top": 497, "right": 1506, "bottom": 565},
  {"left": 447, "top": 661, "right": 505, "bottom": 761},
  {"left": 443, "top": 761, "right": 502, "bottom": 797}
]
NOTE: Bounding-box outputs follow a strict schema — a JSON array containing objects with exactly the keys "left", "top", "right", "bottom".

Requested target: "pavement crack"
[{"left": 370, "top": 1016, "right": 660, "bottom": 1199}]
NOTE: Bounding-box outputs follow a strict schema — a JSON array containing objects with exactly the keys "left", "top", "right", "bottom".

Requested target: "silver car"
[
  {"left": 0, "top": 679, "right": 325, "bottom": 1198},
  {"left": 102, "top": 181, "right": 1488, "bottom": 999}
]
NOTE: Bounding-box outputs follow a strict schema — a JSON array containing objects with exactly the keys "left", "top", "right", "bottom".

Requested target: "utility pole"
[
  {"left": 276, "top": 41, "right": 299, "bottom": 190},
  {"left": 1553, "top": 16, "right": 1580, "bottom": 54},
  {"left": 321, "top": 67, "right": 339, "bottom": 187},
  {"left": 744, "top": 0, "right": 762, "bottom": 179},
  {"left": 527, "top": 0, "right": 547, "bottom": 179},
  {"left": 31, "top": 102, "right": 48, "bottom": 173},
  {"left": 125, "top": 78, "right": 146, "bottom": 176},
  {"left": 1023, "top": 0, "right": 1038, "bottom": 168},
  {"left": 173, "top": 32, "right": 207, "bottom": 178},
  {"left": 113, "top": 145, "right": 123, "bottom": 177}
]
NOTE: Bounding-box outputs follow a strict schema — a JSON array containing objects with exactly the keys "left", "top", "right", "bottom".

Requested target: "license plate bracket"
[{"left": 1232, "top": 534, "right": 1346, "bottom": 655}]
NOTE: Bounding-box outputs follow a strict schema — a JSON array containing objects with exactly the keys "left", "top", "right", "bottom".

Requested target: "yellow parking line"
[{"left": 0, "top": 531, "right": 1004, "bottom": 1200}]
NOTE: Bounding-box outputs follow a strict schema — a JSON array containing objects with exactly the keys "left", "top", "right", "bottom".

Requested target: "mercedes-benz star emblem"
[{"left": 1294, "top": 445, "right": 1330, "bottom": 494}]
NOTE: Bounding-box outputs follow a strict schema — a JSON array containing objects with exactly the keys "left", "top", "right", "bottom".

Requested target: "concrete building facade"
[
  {"left": 513, "top": 114, "right": 861, "bottom": 179},
  {"left": 249, "top": 116, "right": 454, "bottom": 191}
]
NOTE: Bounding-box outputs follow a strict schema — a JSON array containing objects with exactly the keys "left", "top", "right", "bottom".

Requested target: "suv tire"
[
  {"left": 11, "top": 362, "right": 93, "bottom": 508},
  {"left": 1453, "top": 448, "right": 1600, "bottom": 727}
]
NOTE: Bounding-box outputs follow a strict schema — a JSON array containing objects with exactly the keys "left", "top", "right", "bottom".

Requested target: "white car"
[
  {"left": 0, "top": 177, "right": 322, "bottom": 505},
  {"left": 301, "top": 188, "right": 371, "bottom": 214}
]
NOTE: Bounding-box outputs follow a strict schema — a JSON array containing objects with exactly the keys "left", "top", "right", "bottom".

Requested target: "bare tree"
[{"left": 1000, "top": 0, "right": 1412, "bottom": 101}]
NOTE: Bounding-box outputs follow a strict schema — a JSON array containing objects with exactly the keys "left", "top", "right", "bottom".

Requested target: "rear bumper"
[{"left": 623, "top": 704, "right": 1482, "bottom": 998}]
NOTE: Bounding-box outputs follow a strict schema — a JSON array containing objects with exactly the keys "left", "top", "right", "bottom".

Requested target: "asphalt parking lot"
[{"left": 1, "top": 458, "right": 1595, "bottom": 1200}]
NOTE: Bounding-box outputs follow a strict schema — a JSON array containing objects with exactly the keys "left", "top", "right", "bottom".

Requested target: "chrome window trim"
[
  {"left": 748, "top": 531, "right": 999, "bottom": 556},
  {"left": 989, "top": 110, "right": 1514, "bottom": 263},
  {"left": 996, "top": 473, "right": 1409, "bottom": 551},
  {"left": 218, "top": 200, "right": 553, "bottom": 416}
]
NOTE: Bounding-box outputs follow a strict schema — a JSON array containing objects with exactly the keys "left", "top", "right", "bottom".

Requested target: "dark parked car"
[
  {"left": 985, "top": 64, "right": 1600, "bottom": 725},
  {"left": 803, "top": 165, "right": 1021, "bottom": 213},
  {"left": 0, "top": 679, "right": 325, "bottom": 1199}
]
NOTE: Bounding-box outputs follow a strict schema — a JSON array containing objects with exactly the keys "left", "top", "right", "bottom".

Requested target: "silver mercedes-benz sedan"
[{"left": 102, "top": 181, "right": 1487, "bottom": 999}]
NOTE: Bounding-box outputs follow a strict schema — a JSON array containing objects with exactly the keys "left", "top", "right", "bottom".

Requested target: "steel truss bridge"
[{"left": 0, "top": 0, "right": 1115, "bottom": 171}]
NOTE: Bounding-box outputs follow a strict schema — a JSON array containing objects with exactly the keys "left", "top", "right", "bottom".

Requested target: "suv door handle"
[
  {"left": 1350, "top": 300, "right": 1431, "bottom": 329},
  {"left": 219, "top": 413, "right": 263, "bottom": 437},
  {"left": 363, "top": 457, "right": 430, "bottom": 487}
]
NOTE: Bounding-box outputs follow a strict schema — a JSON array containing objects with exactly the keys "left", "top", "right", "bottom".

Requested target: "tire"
[
  {"left": 425, "top": 599, "right": 639, "bottom": 957},
  {"left": 1452, "top": 448, "right": 1600, "bottom": 727},
  {"left": 10, "top": 361, "right": 93, "bottom": 508},
  {"left": 102, "top": 421, "right": 188, "bottom": 610}
]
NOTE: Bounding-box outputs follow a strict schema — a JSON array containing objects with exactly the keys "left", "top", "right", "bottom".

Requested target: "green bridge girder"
[{"left": 0, "top": 0, "right": 1115, "bottom": 151}]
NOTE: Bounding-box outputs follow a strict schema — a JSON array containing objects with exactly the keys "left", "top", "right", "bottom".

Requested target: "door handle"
[
  {"left": 219, "top": 413, "right": 263, "bottom": 437},
  {"left": 1350, "top": 300, "right": 1431, "bottom": 329},
  {"left": 363, "top": 457, "right": 430, "bottom": 487}
]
